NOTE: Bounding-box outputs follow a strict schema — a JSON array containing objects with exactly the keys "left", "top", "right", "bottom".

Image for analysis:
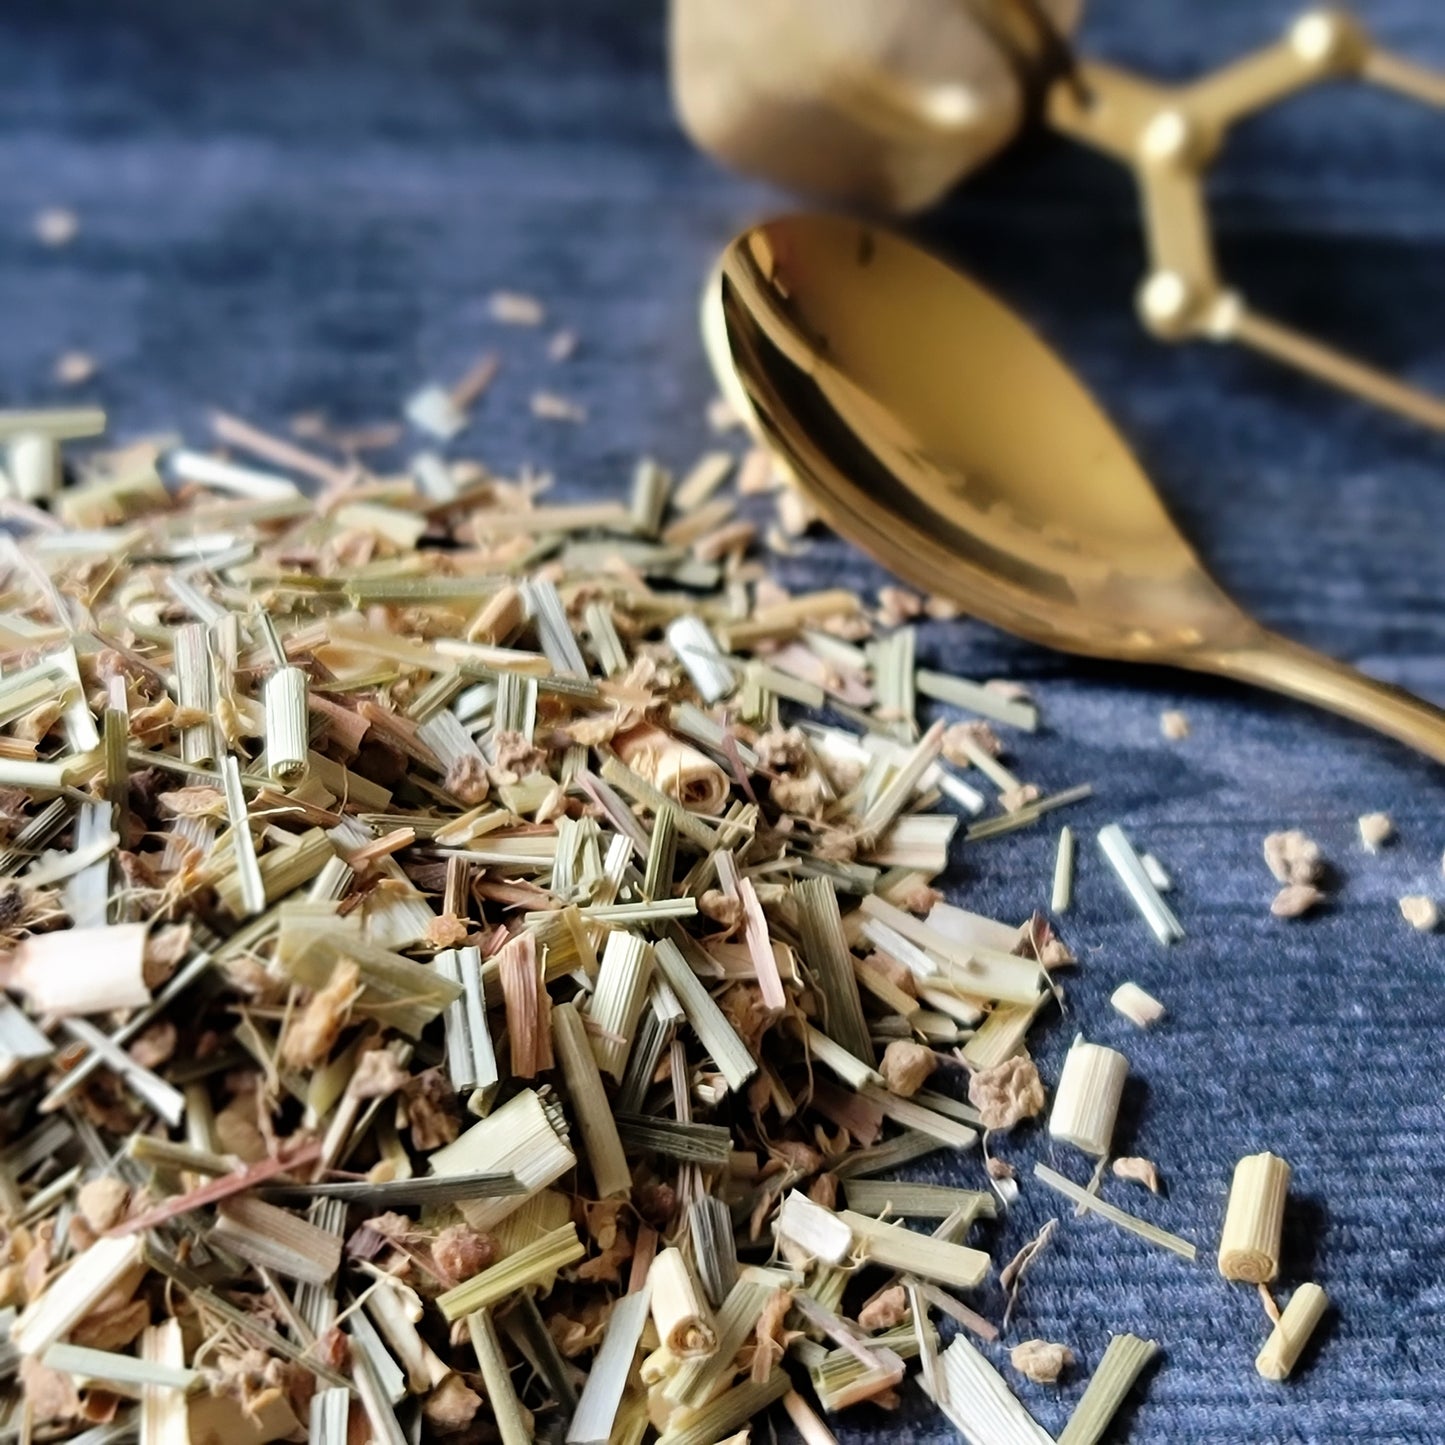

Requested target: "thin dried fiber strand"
[{"left": 1033, "top": 1163, "right": 1197, "bottom": 1260}]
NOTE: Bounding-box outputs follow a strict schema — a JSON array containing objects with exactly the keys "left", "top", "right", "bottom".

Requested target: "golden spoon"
[{"left": 703, "top": 213, "right": 1445, "bottom": 764}]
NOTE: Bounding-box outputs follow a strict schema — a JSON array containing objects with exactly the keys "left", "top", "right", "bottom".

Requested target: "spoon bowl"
[{"left": 704, "top": 213, "right": 1445, "bottom": 764}]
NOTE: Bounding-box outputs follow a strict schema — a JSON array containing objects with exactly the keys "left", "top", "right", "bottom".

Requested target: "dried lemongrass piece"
[
  {"left": 1255, "top": 1282, "right": 1328, "bottom": 1381},
  {"left": 1358, "top": 811, "right": 1394, "bottom": 851},
  {"left": 437, "top": 1222, "right": 585, "bottom": 1321},
  {"left": 1098, "top": 823, "right": 1183, "bottom": 944},
  {"left": 1048, "top": 1037, "right": 1128, "bottom": 1157},
  {"left": 674, "top": 449, "right": 734, "bottom": 510},
  {"left": 219, "top": 754, "right": 266, "bottom": 917},
  {"left": 841, "top": 1211, "right": 990, "bottom": 1289},
  {"left": 2, "top": 922, "right": 149, "bottom": 1016},
  {"left": 1272, "top": 883, "right": 1324, "bottom": 919},
  {"left": 1056, "top": 1333, "right": 1159, "bottom": 1445},
  {"left": 497, "top": 930, "right": 552, "bottom": 1078},
  {"left": 776, "top": 1190, "right": 854, "bottom": 1267},
  {"left": 649, "top": 1248, "right": 717, "bottom": 1359},
  {"left": 587, "top": 929, "right": 653, "bottom": 1080},
  {"left": 666, "top": 615, "right": 734, "bottom": 704},
  {"left": 209, "top": 1194, "right": 343, "bottom": 1285},
  {"left": 781, "top": 1390, "right": 839, "bottom": 1445},
  {"left": 465, "top": 1309, "right": 530, "bottom": 1445},
  {"left": 10, "top": 1233, "right": 145, "bottom": 1355},
  {"left": 429, "top": 1087, "right": 575, "bottom": 1232},
  {"left": 553, "top": 1002, "right": 630, "bottom": 1199},
  {"left": 916, "top": 670, "right": 1038, "bottom": 731},
  {"left": 1218, "top": 1151, "right": 1291, "bottom": 1283},
  {"left": 1263, "top": 828, "right": 1324, "bottom": 885},
  {"left": 566, "top": 1284, "right": 652, "bottom": 1445},
  {"left": 1160, "top": 709, "right": 1190, "bottom": 739},
  {"left": 1051, "top": 825, "right": 1074, "bottom": 912},
  {"left": 1033, "top": 1163, "right": 1197, "bottom": 1260},
  {"left": 610, "top": 728, "right": 729, "bottom": 821},
  {"left": 657, "top": 1371, "right": 790, "bottom": 1445},
  {"left": 1110, "top": 981, "right": 1164, "bottom": 1028},
  {"left": 435, "top": 945, "right": 498, "bottom": 1093},
  {"left": 651, "top": 937, "right": 756, "bottom": 1092},
  {"left": 924, "top": 1334, "right": 1053, "bottom": 1445},
  {"left": 843, "top": 1180, "right": 995, "bottom": 1224}
]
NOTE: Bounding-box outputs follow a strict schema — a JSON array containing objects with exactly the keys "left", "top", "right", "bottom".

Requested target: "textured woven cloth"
[{"left": 1, "top": 1, "right": 1442, "bottom": 1440}]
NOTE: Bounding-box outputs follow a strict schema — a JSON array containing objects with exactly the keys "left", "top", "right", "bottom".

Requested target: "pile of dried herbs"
[{"left": 0, "top": 381, "right": 1303, "bottom": 1445}]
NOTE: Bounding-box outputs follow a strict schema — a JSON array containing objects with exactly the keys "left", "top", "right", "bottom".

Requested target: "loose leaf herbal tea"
[{"left": 0, "top": 372, "right": 1318, "bottom": 1445}]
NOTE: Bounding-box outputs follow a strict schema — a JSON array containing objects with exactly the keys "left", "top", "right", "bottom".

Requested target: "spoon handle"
[{"left": 1203, "top": 632, "right": 1445, "bottom": 767}]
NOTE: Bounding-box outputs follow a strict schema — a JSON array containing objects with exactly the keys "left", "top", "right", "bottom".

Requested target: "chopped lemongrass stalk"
[
  {"left": 858, "top": 719, "right": 943, "bottom": 839},
  {"left": 42, "top": 1340, "right": 197, "bottom": 1393},
  {"left": 959, "top": 995, "right": 1048, "bottom": 1070},
  {"left": 852, "top": 956, "right": 920, "bottom": 1019},
  {"left": 220, "top": 755, "right": 266, "bottom": 917},
  {"left": 688, "top": 1195, "right": 738, "bottom": 1307},
  {"left": 912, "top": 1279, "right": 1000, "bottom": 1342},
  {"left": 57, "top": 1017, "right": 186, "bottom": 1125},
  {"left": 169, "top": 448, "right": 298, "bottom": 499},
  {"left": 496, "top": 930, "right": 552, "bottom": 1078},
  {"left": 1097, "top": 823, "right": 1183, "bottom": 944},
  {"left": 657, "top": 1370, "right": 790, "bottom": 1445},
  {"left": 795, "top": 876, "right": 872, "bottom": 1064},
  {"left": 1140, "top": 851, "right": 1172, "bottom": 891},
  {"left": 429, "top": 1087, "right": 575, "bottom": 1232},
  {"left": 1052, "top": 825, "right": 1075, "bottom": 912},
  {"left": 10, "top": 1233, "right": 145, "bottom": 1355},
  {"left": 915, "top": 671, "right": 1039, "bottom": 730},
  {"left": 553, "top": 1002, "right": 631, "bottom": 1199},
  {"left": 908, "top": 1282, "right": 945, "bottom": 1412},
  {"left": 649, "top": 1248, "right": 717, "bottom": 1358},
  {"left": 582, "top": 600, "right": 629, "bottom": 676},
  {"left": 613, "top": 1114, "right": 732, "bottom": 1164},
  {"left": 308, "top": 1387, "right": 350, "bottom": 1445},
  {"left": 666, "top": 615, "right": 734, "bottom": 704},
  {"left": 843, "top": 1180, "right": 995, "bottom": 1223},
  {"left": 964, "top": 782, "right": 1094, "bottom": 840},
  {"left": 4, "top": 922, "right": 149, "bottom": 1017},
  {"left": 466, "top": 1309, "right": 532, "bottom": 1445},
  {"left": 263, "top": 1172, "right": 522, "bottom": 1208},
  {"left": 587, "top": 930, "right": 654, "bottom": 1079},
  {"left": 782, "top": 1389, "right": 839, "bottom": 1445},
  {"left": 348, "top": 1300, "right": 406, "bottom": 1408},
  {"left": 651, "top": 937, "right": 756, "bottom": 1091},
  {"left": 738, "top": 877, "right": 787, "bottom": 1013},
  {"left": 436, "top": 1222, "right": 585, "bottom": 1321},
  {"left": 630, "top": 456, "right": 672, "bottom": 536},
  {"left": 139, "top": 1319, "right": 190, "bottom": 1445},
  {"left": 173, "top": 621, "right": 217, "bottom": 766},
  {"left": 855, "top": 1086, "right": 982, "bottom": 1150},
  {"left": 1218, "top": 1152, "right": 1291, "bottom": 1283},
  {"left": 125, "top": 1134, "right": 232, "bottom": 1177},
  {"left": 869, "top": 626, "right": 916, "bottom": 737},
  {"left": 674, "top": 450, "right": 734, "bottom": 510},
  {"left": 1256, "top": 1282, "right": 1327, "bottom": 1380},
  {"left": 807, "top": 1320, "right": 916, "bottom": 1410},
  {"left": 434, "top": 946, "right": 498, "bottom": 1093},
  {"left": 776, "top": 1190, "right": 855, "bottom": 1266},
  {"left": 1033, "top": 1163, "right": 1197, "bottom": 1260},
  {"left": 924, "top": 1334, "right": 1053, "bottom": 1445},
  {"left": 1049, "top": 1037, "right": 1129, "bottom": 1157},
  {"left": 600, "top": 751, "right": 721, "bottom": 849},
  {"left": 841, "top": 1211, "right": 990, "bottom": 1289},
  {"left": 662, "top": 1268, "right": 801, "bottom": 1408},
  {"left": 209, "top": 1194, "right": 343, "bottom": 1285},
  {"left": 642, "top": 804, "right": 677, "bottom": 902},
  {"left": 830, "top": 1130, "right": 946, "bottom": 1179},
  {"left": 523, "top": 577, "right": 588, "bottom": 677},
  {"left": 1111, "top": 981, "right": 1164, "bottom": 1028},
  {"left": 862, "top": 812, "right": 958, "bottom": 872},
  {"left": 803, "top": 1023, "right": 883, "bottom": 1091},
  {"left": 1057, "top": 1333, "right": 1159, "bottom": 1445}
]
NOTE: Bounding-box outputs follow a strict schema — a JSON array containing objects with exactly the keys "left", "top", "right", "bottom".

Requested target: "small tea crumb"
[
  {"left": 34, "top": 207, "right": 78, "bottom": 247},
  {"left": 879, "top": 1039, "right": 936, "bottom": 1098},
  {"left": 1358, "top": 812, "right": 1394, "bottom": 852},
  {"left": 489, "top": 290, "right": 545, "bottom": 326},
  {"left": 737, "top": 447, "right": 779, "bottom": 495},
  {"left": 77, "top": 1176, "right": 129, "bottom": 1233},
  {"left": 547, "top": 328, "right": 577, "bottom": 361},
  {"left": 530, "top": 391, "right": 586, "bottom": 423},
  {"left": 999, "top": 783, "right": 1042, "bottom": 814},
  {"left": 967, "top": 1054, "right": 1046, "bottom": 1131},
  {"left": 1010, "top": 1339, "right": 1075, "bottom": 1385},
  {"left": 858, "top": 1284, "right": 909, "bottom": 1332},
  {"left": 1263, "top": 829, "right": 1324, "bottom": 886},
  {"left": 707, "top": 395, "right": 743, "bottom": 432},
  {"left": 1399, "top": 895, "right": 1439, "bottom": 932},
  {"left": 53, "top": 351, "right": 97, "bottom": 386},
  {"left": 1272, "top": 883, "right": 1325, "bottom": 919},
  {"left": 1112, "top": 1156, "right": 1161, "bottom": 1193},
  {"left": 986, "top": 1157, "right": 1016, "bottom": 1180},
  {"left": 1160, "top": 709, "right": 1190, "bottom": 740}
]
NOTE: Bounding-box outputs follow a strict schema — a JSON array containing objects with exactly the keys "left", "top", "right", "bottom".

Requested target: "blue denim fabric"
[{"left": 0, "top": 0, "right": 1440, "bottom": 1439}]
